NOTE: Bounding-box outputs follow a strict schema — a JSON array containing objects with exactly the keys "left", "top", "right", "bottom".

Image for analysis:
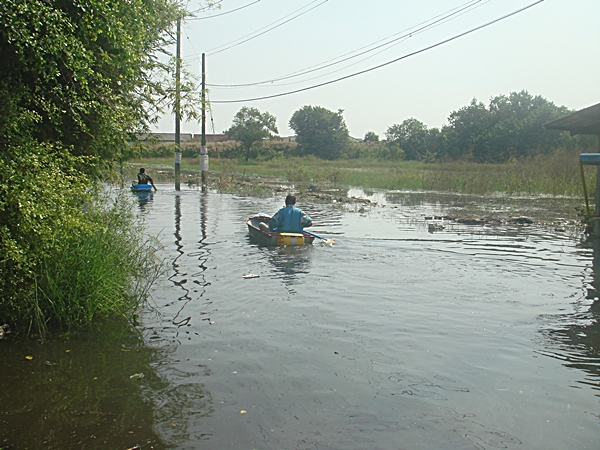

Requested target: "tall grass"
[
  {"left": 25, "top": 191, "right": 163, "bottom": 335},
  {"left": 129, "top": 148, "right": 590, "bottom": 197},
  {"left": 420, "top": 150, "right": 587, "bottom": 196}
]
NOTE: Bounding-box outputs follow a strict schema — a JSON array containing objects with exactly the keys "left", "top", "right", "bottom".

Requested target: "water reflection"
[
  {"left": 155, "top": 190, "right": 215, "bottom": 334},
  {"left": 168, "top": 195, "right": 193, "bottom": 333},
  {"left": 265, "top": 245, "right": 313, "bottom": 287},
  {"left": 0, "top": 318, "right": 206, "bottom": 449},
  {"left": 148, "top": 191, "right": 599, "bottom": 448},
  {"left": 191, "top": 192, "right": 212, "bottom": 320},
  {"left": 539, "top": 237, "right": 600, "bottom": 393},
  {"left": 196, "top": 192, "right": 210, "bottom": 273},
  {"left": 141, "top": 190, "right": 215, "bottom": 445},
  {"left": 135, "top": 191, "right": 154, "bottom": 211},
  {"left": 593, "top": 236, "right": 600, "bottom": 276},
  {"left": 540, "top": 301, "right": 600, "bottom": 393}
]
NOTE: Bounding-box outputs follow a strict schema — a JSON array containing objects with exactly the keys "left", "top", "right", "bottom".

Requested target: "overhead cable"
[
  {"left": 209, "top": 0, "right": 485, "bottom": 88},
  {"left": 188, "top": 0, "right": 261, "bottom": 21},
  {"left": 265, "top": 0, "right": 491, "bottom": 88},
  {"left": 205, "top": 0, "right": 328, "bottom": 56},
  {"left": 188, "top": 0, "right": 223, "bottom": 15},
  {"left": 210, "top": 0, "right": 544, "bottom": 104}
]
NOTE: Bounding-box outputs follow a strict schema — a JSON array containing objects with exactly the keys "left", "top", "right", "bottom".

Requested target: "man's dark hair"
[
  {"left": 285, "top": 194, "right": 296, "bottom": 206},
  {"left": 139, "top": 168, "right": 145, "bottom": 173}
]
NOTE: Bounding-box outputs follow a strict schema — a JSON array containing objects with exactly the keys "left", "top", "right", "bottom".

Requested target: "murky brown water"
[{"left": 1, "top": 186, "right": 599, "bottom": 449}]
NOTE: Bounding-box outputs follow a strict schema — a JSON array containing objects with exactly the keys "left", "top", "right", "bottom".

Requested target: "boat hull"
[
  {"left": 246, "top": 214, "right": 315, "bottom": 246},
  {"left": 130, "top": 183, "right": 153, "bottom": 192}
]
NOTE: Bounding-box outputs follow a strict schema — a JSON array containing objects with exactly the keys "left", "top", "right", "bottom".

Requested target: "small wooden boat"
[
  {"left": 130, "top": 182, "right": 153, "bottom": 192},
  {"left": 246, "top": 214, "right": 315, "bottom": 246}
]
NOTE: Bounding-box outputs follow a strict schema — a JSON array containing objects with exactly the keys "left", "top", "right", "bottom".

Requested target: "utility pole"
[
  {"left": 200, "top": 52, "right": 208, "bottom": 191},
  {"left": 174, "top": 17, "right": 182, "bottom": 191}
]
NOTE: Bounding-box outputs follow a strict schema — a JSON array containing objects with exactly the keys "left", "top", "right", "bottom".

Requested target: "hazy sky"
[{"left": 155, "top": 0, "right": 600, "bottom": 139}]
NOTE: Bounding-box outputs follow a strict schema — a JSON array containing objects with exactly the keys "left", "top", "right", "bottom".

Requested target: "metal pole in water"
[
  {"left": 594, "top": 136, "right": 600, "bottom": 274},
  {"left": 174, "top": 18, "right": 182, "bottom": 191},
  {"left": 200, "top": 52, "right": 208, "bottom": 192},
  {"left": 580, "top": 162, "right": 591, "bottom": 217},
  {"left": 596, "top": 137, "right": 600, "bottom": 237}
]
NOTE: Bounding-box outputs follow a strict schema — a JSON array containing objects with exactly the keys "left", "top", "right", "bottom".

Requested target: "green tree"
[
  {"left": 364, "top": 131, "right": 380, "bottom": 143},
  {"left": 289, "top": 105, "right": 349, "bottom": 160},
  {"left": 486, "top": 90, "right": 571, "bottom": 161},
  {"left": 441, "top": 92, "right": 577, "bottom": 162},
  {"left": 385, "top": 118, "right": 430, "bottom": 161},
  {"left": 422, "top": 128, "right": 447, "bottom": 162},
  {"left": 224, "top": 107, "right": 278, "bottom": 161},
  {"left": 0, "top": 0, "right": 187, "bottom": 166},
  {"left": 444, "top": 99, "right": 493, "bottom": 161}
]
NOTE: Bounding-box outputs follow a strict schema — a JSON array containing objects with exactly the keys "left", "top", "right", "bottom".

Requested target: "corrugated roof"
[{"left": 544, "top": 102, "right": 600, "bottom": 136}]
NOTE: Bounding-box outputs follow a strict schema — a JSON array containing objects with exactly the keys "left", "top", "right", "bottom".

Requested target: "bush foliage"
[{"left": 0, "top": 0, "right": 184, "bottom": 334}]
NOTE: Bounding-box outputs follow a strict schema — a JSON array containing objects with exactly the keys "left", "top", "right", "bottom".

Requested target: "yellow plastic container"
[{"left": 277, "top": 233, "right": 305, "bottom": 246}]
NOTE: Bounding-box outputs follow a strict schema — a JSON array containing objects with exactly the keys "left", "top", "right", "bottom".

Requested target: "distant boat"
[
  {"left": 130, "top": 182, "right": 153, "bottom": 192},
  {"left": 246, "top": 214, "right": 315, "bottom": 246}
]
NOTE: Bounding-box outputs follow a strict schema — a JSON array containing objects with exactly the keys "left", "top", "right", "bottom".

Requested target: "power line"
[
  {"left": 205, "top": 0, "right": 328, "bottom": 56},
  {"left": 210, "top": 0, "right": 544, "bottom": 104},
  {"left": 188, "top": 0, "right": 223, "bottom": 15},
  {"left": 184, "top": 29, "right": 200, "bottom": 65},
  {"left": 208, "top": 0, "right": 486, "bottom": 88},
  {"left": 267, "top": 0, "right": 491, "bottom": 88},
  {"left": 188, "top": 0, "right": 261, "bottom": 21}
]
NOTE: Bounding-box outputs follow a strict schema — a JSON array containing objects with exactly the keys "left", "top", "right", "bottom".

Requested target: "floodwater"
[{"left": 1, "top": 186, "right": 599, "bottom": 450}]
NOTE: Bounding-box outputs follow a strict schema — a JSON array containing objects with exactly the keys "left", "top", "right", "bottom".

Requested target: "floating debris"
[
  {"left": 508, "top": 216, "right": 534, "bottom": 225},
  {"left": 427, "top": 223, "right": 445, "bottom": 233},
  {"left": 0, "top": 324, "right": 10, "bottom": 340}
]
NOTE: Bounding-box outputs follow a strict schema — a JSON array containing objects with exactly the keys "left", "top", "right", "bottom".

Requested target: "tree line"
[{"left": 221, "top": 91, "right": 593, "bottom": 163}]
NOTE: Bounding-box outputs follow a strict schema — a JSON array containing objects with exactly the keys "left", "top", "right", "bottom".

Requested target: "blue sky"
[{"left": 156, "top": 0, "right": 600, "bottom": 139}]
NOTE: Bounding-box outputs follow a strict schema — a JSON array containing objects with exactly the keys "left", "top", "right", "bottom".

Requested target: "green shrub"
[
  {"left": 33, "top": 191, "right": 163, "bottom": 334},
  {"left": 0, "top": 143, "right": 163, "bottom": 335}
]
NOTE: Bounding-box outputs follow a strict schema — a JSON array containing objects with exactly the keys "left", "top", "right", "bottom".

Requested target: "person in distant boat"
[
  {"left": 266, "top": 194, "right": 313, "bottom": 233},
  {"left": 137, "top": 168, "right": 157, "bottom": 191}
]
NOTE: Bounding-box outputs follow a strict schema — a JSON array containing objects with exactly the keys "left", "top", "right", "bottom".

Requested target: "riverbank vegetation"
[
  {"left": 128, "top": 147, "right": 592, "bottom": 198},
  {"left": 0, "top": 0, "right": 195, "bottom": 335},
  {"left": 2, "top": 181, "right": 164, "bottom": 336},
  {"left": 32, "top": 193, "right": 163, "bottom": 335}
]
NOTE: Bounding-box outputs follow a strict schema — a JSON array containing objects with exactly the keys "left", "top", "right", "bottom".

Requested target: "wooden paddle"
[{"left": 305, "top": 230, "right": 335, "bottom": 245}]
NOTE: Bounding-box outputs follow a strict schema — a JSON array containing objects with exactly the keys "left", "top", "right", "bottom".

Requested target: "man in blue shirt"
[{"left": 269, "top": 194, "right": 313, "bottom": 233}]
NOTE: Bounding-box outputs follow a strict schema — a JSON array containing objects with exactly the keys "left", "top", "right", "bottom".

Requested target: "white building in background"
[
  {"left": 138, "top": 132, "right": 229, "bottom": 143},
  {"left": 138, "top": 133, "right": 193, "bottom": 142}
]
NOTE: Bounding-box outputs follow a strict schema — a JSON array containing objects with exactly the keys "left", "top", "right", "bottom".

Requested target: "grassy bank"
[
  {"left": 124, "top": 149, "right": 590, "bottom": 198},
  {"left": 1, "top": 187, "right": 164, "bottom": 337},
  {"left": 32, "top": 192, "right": 164, "bottom": 333}
]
